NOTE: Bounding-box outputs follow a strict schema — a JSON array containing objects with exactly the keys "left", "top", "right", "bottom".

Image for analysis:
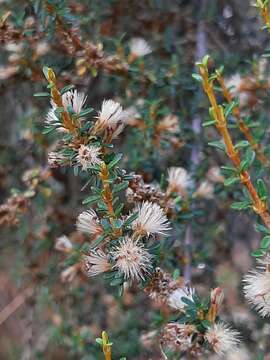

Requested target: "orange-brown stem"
[
  {"left": 216, "top": 73, "right": 270, "bottom": 168},
  {"left": 100, "top": 162, "right": 116, "bottom": 219},
  {"left": 199, "top": 65, "right": 270, "bottom": 229}
]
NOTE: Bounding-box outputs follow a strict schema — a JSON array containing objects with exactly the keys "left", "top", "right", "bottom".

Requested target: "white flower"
[
  {"left": 98, "top": 99, "right": 124, "bottom": 126},
  {"left": 76, "top": 144, "right": 102, "bottom": 170},
  {"left": 243, "top": 259, "right": 270, "bottom": 317},
  {"left": 207, "top": 166, "right": 224, "bottom": 183},
  {"left": 194, "top": 180, "right": 214, "bottom": 199},
  {"left": 167, "top": 287, "right": 194, "bottom": 311},
  {"left": 0, "top": 65, "right": 19, "bottom": 80},
  {"left": 111, "top": 237, "right": 152, "bottom": 282},
  {"left": 167, "top": 167, "right": 192, "bottom": 196},
  {"left": 62, "top": 89, "right": 87, "bottom": 115},
  {"left": 132, "top": 201, "right": 171, "bottom": 236},
  {"left": 45, "top": 108, "right": 67, "bottom": 132},
  {"left": 225, "top": 74, "right": 249, "bottom": 107},
  {"left": 60, "top": 265, "right": 78, "bottom": 283},
  {"left": 205, "top": 323, "right": 241, "bottom": 357},
  {"left": 5, "top": 43, "right": 23, "bottom": 53},
  {"left": 225, "top": 74, "right": 242, "bottom": 97},
  {"left": 76, "top": 209, "right": 102, "bottom": 236},
  {"left": 84, "top": 250, "right": 111, "bottom": 276},
  {"left": 129, "top": 38, "right": 152, "bottom": 58},
  {"left": 92, "top": 99, "right": 128, "bottom": 136},
  {"left": 35, "top": 42, "right": 50, "bottom": 57},
  {"left": 55, "top": 235, "right": 73, "bottom": 253}
]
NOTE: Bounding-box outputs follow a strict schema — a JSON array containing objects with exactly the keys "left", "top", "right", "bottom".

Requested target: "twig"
[{"left": 0, "top": 287, "right": 34, "bottom": 326}]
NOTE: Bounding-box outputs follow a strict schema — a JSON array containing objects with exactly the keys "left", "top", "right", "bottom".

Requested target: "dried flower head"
[
  {"left": 111, "top": 237, "right": 152, "bottom": 282},
  {"left": 76, "top": 144, "right": 102, "bottom": 170},
  {"left": 243, "top": 259, "right": 270, "bottom": 317},
  {"left": 48, "top": 151, "right": 67, "bottom": 168},
  {"left": 167, "top": 287, "right": 194, "bottom": 311},
  {"left": 55, "top": 235, "right": 73, "bottom": 253},
  {"left": 129, "top": 38, "right": 152, "bottom": 58},
  {"left": 205, "top": 323, "right": 240, "bottom": 357},
  {"left": 132, "top": 201, "right": 171, "bottom": 236},
  {"left": 194, "top": 180, "right": 214, "bottom": 199},
  {"left": 161, "top": 323, "right": 196, "bottom": 353},
  {"left": 76, "top": 209, "right": 103, "bottom": 236},
  {"left": 167, "top": 167, "right": 192, "bottom": 196},
  {"left": 144, "top": 268, "right": 184, "bottom": 303},
  {"left": 84, "top": 249, "right": 111, "bottom": 276},
  {"left": 62, "top": 89, "right": 87, "bottom": 115}
]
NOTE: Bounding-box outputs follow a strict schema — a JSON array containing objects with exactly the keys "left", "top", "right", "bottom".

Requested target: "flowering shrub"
[{"left": 2, "top": 0, "right": 270, "bottom": 359}]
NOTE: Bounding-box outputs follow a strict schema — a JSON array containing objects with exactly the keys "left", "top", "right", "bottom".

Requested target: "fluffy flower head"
[
  {"left": 76, "top": 209, "right": 102, "bottom": 236},
  {"left": 243, "top": 259, "right": 270, "bottom": 317},
  {"left": 132, "top": 201, "right": 171, "bottom": 236},
  {"left": 84, "top": 250, "right": 111, "bottom": 276},
  {"left": 129, "top": 38, "right": 152, "bottom": 57},
  {"left": 76, "top": 144, "right": 101, "bottom": 170},
  {"left": 194, "top": 180, "right": 214, "bottom": 199},
  {"left": 167, "top": 287, "right": 194, "bottom": 311},
  {"left": 167, "top": 167, "right": 192, "bottom": 196},
  {"left": 62, "top": 89, "right": 87, "bottom": 115},
  {"left": 205, "top": 323, "right": 240, "bottom": 356},
  {"left": 111, "top": 237, "right": 152, "bottom": 282}
]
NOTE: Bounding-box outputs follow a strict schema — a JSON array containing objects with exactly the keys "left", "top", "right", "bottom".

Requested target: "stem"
[
  {"left": 216, "top": 72, "right": 270, "bottom": 168},
  {"left": 46, "top": 69, "right": 77, "bottom": 134},
  {"left": 199, "top": 63, "right": 270, "bottom": 229},
  {"left": 100, "top": 162, "right": 116, "bottom": 220}
]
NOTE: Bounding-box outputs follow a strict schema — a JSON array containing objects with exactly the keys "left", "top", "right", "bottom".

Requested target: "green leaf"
[
  {"left": 234, "top": 140, "right": 249, "bottom": 149},
  {"left": 60, "top": 85, "right": 75, "bottom": 95},
  {"left": 123, "top": 211, "right": 138, "bottom": 227},
  {"left": 257, "top": 179, "right": 268, "bottom": 199},
  {"left": 33, "top": 92, "right": 50, "bottom": 97},
  {"left": 260, "top": 236, "right": 270, "bottom": 249},
  {"left": 95, "top": 338, "right": 103, "bottom": 346},
  {"left": 202, "top": 119, "right": 216, "bottom": 127},
  {"left": 202, "top": 54, "right": 210, "bottom": 67},
  {"left": 223, "top": 176, "right": 239, "bottom": 187},
  {"left": 107, "top": 153, "right": 123, "bottom": 169},
  {"left": 42, "top": 66, "right": 50, "bottom": 80},
  {"left": 181, "top": 297, "right": 195, "bottom": 307},
  {"left": 251, "top": 249, "right": 265, "bottom": 257},
  {"left": 208, "top": 141, "right": 226, "bottom": 152},
  {"left": 112, "top": 181, "right": 129, "bottom": 194},
  {"left": 221, "top": 166, "right": 237, "bottom": 173},
  {"left": 82, "top": 194, "right": 100, "bottom": 205},
  {"left": 90, "top": 234, "right": 106, "bottom": 249},
  {"left": 192, "top": 74, "right": 202, "bottom": 82},
  {"left": 231, "top": 201, "right": 251, "bottom": 210},
  {"left": 224, "top": 101, "right": 236, "bottom": 117},
  {"left": 77, "top": 107, "right": 93, "bottom": 117},
  {"left": 240, "top": 149, "right": 255, "bottom": 171},
  {"left": 255, "top": 223, "right": 270, "bottom": 235}
]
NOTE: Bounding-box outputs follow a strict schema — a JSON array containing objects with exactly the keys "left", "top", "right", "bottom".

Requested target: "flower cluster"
[
  {"left": 146, "top": 269, "right": 240, "bottom": 358},
  {"left": 42, "top": 68, "right": 172, "bottom": 287}
]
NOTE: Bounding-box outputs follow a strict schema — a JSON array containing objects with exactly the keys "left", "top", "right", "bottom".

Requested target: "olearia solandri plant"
[
  {"left": 38, "top": 65, "right": 242, "bottom": 358},
  {"left": 40, "top": 65, "right": 173, "bottom": 292}
]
